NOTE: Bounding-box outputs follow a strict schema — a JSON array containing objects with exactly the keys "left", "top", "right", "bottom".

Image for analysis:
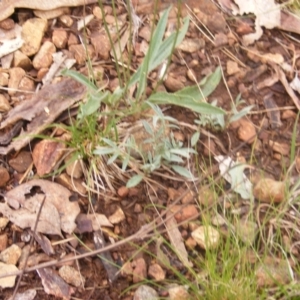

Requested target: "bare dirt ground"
[{"left": 0, "top": 0, "right": 300, "bottom": 299}]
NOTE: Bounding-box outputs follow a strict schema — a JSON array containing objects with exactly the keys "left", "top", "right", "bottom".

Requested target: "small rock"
[
  {"left": 0, "top": 167, "right": 9, "bottom": 187},
  {"left": 0, "top": 218, "right": 9, "bottom": 230},
  {"left": 177, "top": 38, "right": 205, "bottom": 53},
  {"left": 0, "top": 244, "right": 22, "bottom": 265},
  {"left": 181, "top": 190, "right": 194, "bottom": 204},
  {"left": 148, "top": 263, "right": 165, "bottom": 281},
  {"left": 167, "top": 187, "right": 180, "bottom": 201},
  {"left": 120, "top": 261, "right": 133, "bottom": 277},
  {"left": 21, "top": 18, "right": 48, "bottom": 56},
  {"left": 59, "top": 265, "right": 85, "bottom": 287},
  {"left": 256, "top": 257, "right": 291, "bottom": 287},
  {"left": 235, "top": 219, "right": 257, "bottom": 245},
  {"left": 211, "top": 214, "right": 226, "bottom": 226},
  {"left": 253, "top": 178, "right": 285, "bottom": 203},
  {"left": 0, "top": 72, "right": 9, "bottom": 86},
  {"left": 214, "top": 32, "right": 228, "bottom": 47},
  {"left": 227, "top": 60, "right": 240, "bottom": 75},
  {"left": 191, "top": 225, "right": 220, "bottom": 250},
  {"left": 9, "top": 151, "right": 33, "bottom": 173},
  {"left": 237, "top": 119, "right": 256, "bottom": 144},
  {"left": 32, "top": 41, "right": 56, "bottom": 69},
  {"left": 0, "top": 18, "right": 15, "bottom": 30},
  {"left": 134, "top": 204, "right": 142, "bottom": 213},
  {"left": 0, "top": 234, "right": 8, "bottom": 251},
  {"left": 167, "top": 284, "right": 190, "bottom": 300},
  {"left": 0, "top": 94, "right": 10, "bottom": 112},
  {"left": 164, "top": 75, "right": 185, "bottom": 92},
  {"left": 67, "top": 33, "right": 79, "bottom": 46},
  {"left": 132, "top": 257, "right": 147, "bottom": 283},
  {"left": 59, "top": 15, "right": 74, "bottom": 27},
  {"left": 117, "top": 186, "right": 129, "bottom": 198},
  {"left": 185, "top": 237, "right": 197, "bottom": 249},
  {"left": 8, "top": 67, "right": 25, "bottom": 95},
  {"left": 65, "top": 154, "right": 83, "bottom": 179},
  {"left": 0, "top": 262, "right": 18, "bottom": 288},
  {"left": 18, "top": 76, "right": 35, "bottom": 92},
  {"left": 198, "top": 186, "right": 217, "bottom": 207},
  {"left": 269, "top": 140, "right": 290, "bottom": 156},
  {"left": 33, "top": 139, "right": 66, "bottom": 176},
  {"left": 108, "top": 206, "right": 125, "bottom": 224},
  {"left": 7, "top": 289, "right": 37, "bottom": 300},
  {"left": 52, "top": 29, "right": 68, "bottom": 49},
  {"left": 170, "top": 205, "right": 198, "bottom": 223},
  {"left": 282, "top": 110, "right": 296, "bottom": 120},
  {"left": 13, "top": 50, "right": 31, "bottom": 70},
  {"left": 133, "top": 285, "right": 159, "bottom": 300},
  {"left": 93, "top": 6, "right": 104, "bottom": 19},
  {"left": 69, "top": 44, "right": 95, "bottom": 64},
  {"left": 90, "top": 33, "right": 111, "bottom": 60}
]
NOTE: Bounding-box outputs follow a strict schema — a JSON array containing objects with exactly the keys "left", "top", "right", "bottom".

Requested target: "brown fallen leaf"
[
  {"left": 0, "top": 0, "right": 98, "bottom": 22},
  {"left": 0, "top": 77, "right": 86, "bottom": 155},
  {"left": 0, "top": 195, "right": 62, "bottom": 236},
  {"left": 4, "top": 179, "right": 80, "bottom": 234},
  {"left": 37, "top": 267, "right": 74, "bottom": 300},
  {"left": 165, "top": 211, "right": 192, "bottom": 268}
]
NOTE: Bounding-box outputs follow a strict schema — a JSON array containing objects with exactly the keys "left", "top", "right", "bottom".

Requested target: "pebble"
[
  {"left": 237, "top": 119, "right": 256, "bottom": 144},
  {"left": 33, "top": 41, "right": 56, "bottom": 69},
  {"left": 132, "top": 257, "right": 147, "bottom": 283},
  {"left": 191, "top": 225, "right": 220, "bottom": 250},
  {"left": 0, "top": 234, "right": 8, "bottom": 251},
  {"left": 32, "top": 139, "right": 65, "bottom": 176},
  {"left": 8, "top": 67, "right": 25, "bottom": 95},
  {"left": 133, "top": 285, "right": 159, "bottom": 300},
  {"left": 148, "top": 263, "right": 166, "bottom": 281},
  {"left": 21, "top": 18, "right": 48, "bottom": 56},
  {"left": 59, "top": 265, "right": 85, "bottom": 287},
  {"left": 0, "top": 244, "right": 22, "bottom": 265},
  {"left": 177, "top": 38, "right": 205, "bottom": 53},
  {"left": 0, "top": 167, "right": 9, "bottom": 187},
  {"left": 117, "top": 186, "right": 129, "bottom": 198},
  {"left": 108, "top": 206, "right": 125, "bottom": 224},
  {"left": 0, "top": 262, "right": 18, "bottom": 288},
  {"left": 52, "top": 29, "right": 68, "bottom": 49},
  {"left": 9, "top": 151, "right": 32, "bottom": 173},
  {"left": 253, "top": 178, "right": 285, "bottom": 203},
  {"left": 13, "top": 50, "right": 31, "bottom": 70},
  {"left": 170, "top": 205, "right": 198, "bottom": 223},
  {"left": 167, "top": 284, "right": 190, "bottom": 300}
]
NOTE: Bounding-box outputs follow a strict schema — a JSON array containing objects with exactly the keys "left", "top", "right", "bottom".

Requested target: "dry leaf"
[
  {"left": 0, "top": 0, "right": 98, "bottom": 22},
  {"left": 165, "top": 211, "right": 192, "bottom": 268},
  {"left": 0, "top": 77, "right": 86, "bottom": 155},
  {"left": 0, "top": 24, "right": 23, "bottom": 58},
  {"left": 37, "top": 267, "right": 74, "bottom": 299},
  {"left": 233, "top": 0, "right": 280, "bottom": 45},
  {"left": 4, "top": 179, "right": 80, "bottom": 234}
]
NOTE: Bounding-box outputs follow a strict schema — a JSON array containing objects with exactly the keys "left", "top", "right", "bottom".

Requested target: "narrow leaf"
[
  {"left": 191, "top": 131, "right": 200, "bottom": 147},
  {"left": 126, "top": 174, "right": 143, "bottom": 188},
  {"left": 61, "top": 69, "right": 97, "bottom": 91},
  {"left": 171, "top": 165, "right": 194, "bottom": 179}
]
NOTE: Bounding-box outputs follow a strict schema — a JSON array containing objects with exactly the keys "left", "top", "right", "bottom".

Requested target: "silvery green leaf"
[
  {"left": 229, "top": 105, "right": 254, "bottom": 123},
  {"left": 107, "top": 152, "right": 119, "bottom": 165},
  {"left": 191, "top": 131, "right": 200, "bottom": 147},
  {"left": 126, "top": 174, "right": 143, "bottom": 188},
  {"left": 170, "top": 148, "right": 196, "bottom": 158},
  {"left": 171, "top": 165, "right": 194, "bottom": 179},
  {"left": 94, "top": 147, "right": 116, "bottom": 155}
]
